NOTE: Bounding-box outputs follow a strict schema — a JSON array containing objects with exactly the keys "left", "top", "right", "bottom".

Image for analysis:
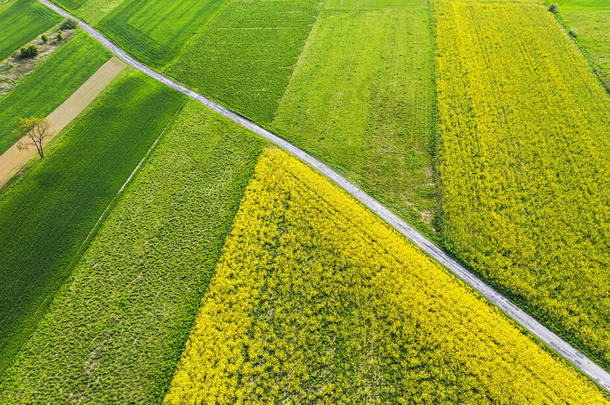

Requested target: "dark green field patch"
[
  {"left": 166, "top": 0, "right": 321, "bottom": 125},
  {"left": 0, "top": 72, "right": 184, "bottom": 375},
  {"left": 0, "top": 101, "right": 266, "bottom": 402},
  {"left": 0, "top": 31, "right": 111, "bottom": 154},
  {"left": 96, "top": 0, "right": 226, "bottom": 68},
  {"left": 0, "top": 0, "right": 62, "bottom": 61}
]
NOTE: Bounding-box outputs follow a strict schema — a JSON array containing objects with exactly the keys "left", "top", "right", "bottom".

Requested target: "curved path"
[{"left": 38, "top": 0, "right": 610, "bottom": 392}]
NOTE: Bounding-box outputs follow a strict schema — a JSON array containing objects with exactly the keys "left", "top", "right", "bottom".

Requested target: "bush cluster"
[
  {"left": 20, "top": 44, "right": 39, "bottom": 58},
  {"left": 60, "top": 19, "right": 77, "bottom": 30}
]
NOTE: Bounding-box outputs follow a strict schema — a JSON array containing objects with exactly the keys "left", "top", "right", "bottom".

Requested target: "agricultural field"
[
  {"left": 1, "top": 0, "right": 609, "bottom": 399},
  {"left": 435, "top": 0, "right": 610, "bottom": 368},
  {"left": 553, "top": 0, "right": 610, "bottom": 90},
  {"left": 0, "top": 0, "right": 61, "bottom": 61},
  {"left": 166, "top": 0, "right": 321, "bottom": 124},
  {"left": 0, "top": 71, "right": 184, "bottom": 374},
  {"left": 96, "top": 0, "right": 226, "bottom": 68},
  {"left": 0, "top": 101, "right": 267, "bottom": 402},
  {"left": 0, "top": 31, "right": 111, "bottom": 154},
  {"left": 164, "top": 148, "right": 605, "bottom": 403},
  {"left": 272, "top": 5, "right": 436, "bottom": 234},
  {"left": 50, "top": 0, "right": 126, "bottom": 24}
]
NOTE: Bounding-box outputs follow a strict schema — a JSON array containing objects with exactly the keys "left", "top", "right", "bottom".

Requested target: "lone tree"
[{"left": 15, "top": 118, "right": 52, "bottom": 159}]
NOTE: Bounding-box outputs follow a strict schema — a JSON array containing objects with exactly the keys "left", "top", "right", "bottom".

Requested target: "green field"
[
  {"left": 52, "top": 0, "right": 126, "bottom": 24},
  {"left": 0, "top": 31, "right": 110, "bottom": 154},
  {"left": 272, "top": 6, "right": 436, "bottom": 234},
  {"left": 435, "top": 0, "right": 610, "bottom": 368},
  {"left": 554, "top": 0, "right": 610, "bottom": 90},
  {"left": 166, "top": 0, "right": 321, "bottom": 124},
  {"left": 0, "top": 101, "right": 266, "bottom": 402},
  {"left": 0, "top": 72, "right": 184, "bottom": 375},
  {"left": 0, "top": 0, "right": 62, "bottom": 61},
  {"left": 96, "top": 0, "right": 225, "bottom": 68}
]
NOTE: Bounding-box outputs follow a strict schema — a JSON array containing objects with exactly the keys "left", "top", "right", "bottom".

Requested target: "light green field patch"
[
  {"left": 51, "top": 0, "right": 127, "bottom": 24},
  {"left": 324, "top": 0, "right": 424, "bottom": 9},
  {"left": 556, "top": 1, "right": 610, "bottom": 90},
  {"left": 96, "top": 0, "right": 226, "bottom": 68},
  {"left": 77, "top": 0, "right": 127, "bottom": 24},
  {"left": 272, "top": 8, "right": 436, "bottom": 234},
  {"left": 166, "top": 0, "right": 321, "bottom": 124}
]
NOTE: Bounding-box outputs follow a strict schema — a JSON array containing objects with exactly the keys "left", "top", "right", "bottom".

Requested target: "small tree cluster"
[
  {"left": 60, "top": 19, "right": 77, "bottom": 30},
  {"left": 20, "top": 45, "right": 39, "bottom": 59},
  {"left": 41, "top": 34, "right": 48, "bottom": 43}
]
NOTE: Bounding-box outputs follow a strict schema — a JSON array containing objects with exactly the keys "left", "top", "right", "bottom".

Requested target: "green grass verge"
[
  {"left": 0, "top": 31, "right": 111, "bottom": 154},
  {"left": 0, "top": 71, "right": 185, "bottom": 375},
  {"left": 272, "top": 7, "right": 436, "bottom": 235},
  {"left": 0, "top": 0, "right": 62, "bottom": 61},
  {"left": 0, "top": 100, "right": 266, "bottom": 402},
  {"left": 166, "top": 0, "right": 321, "bottom": 125},
  {"left": 96, "top": 0, "right": 226, "bottom": 68}
]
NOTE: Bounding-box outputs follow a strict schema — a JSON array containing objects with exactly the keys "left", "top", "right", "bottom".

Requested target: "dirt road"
[{"left": 0, "top": 57, "right": 125, "bottom": 187}]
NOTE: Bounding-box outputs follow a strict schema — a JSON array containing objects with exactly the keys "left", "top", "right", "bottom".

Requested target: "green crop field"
[
  {"left": 0, "top": 101, "right": 266, "bottom": 402},
  {"left": 0, "top": 31, "right": 111, "bottom": 154},
  {"left": 0, "top": 0, "right": 62, "bottom": 61},
  {"left": 166, "top": 0, "right": 321, "bottom": 124},
  {"left": 96, "top": 0, "right": 225, "bottom": 68},
  {"left": 272, "top": 5, "right": 436, "bottom": 235},
  {"left": 554, "top": 0, "right": 610, "bottom": 90},
  {"left": 52, "top": 0, "right": 126, "bottom": 24},
  {"left": 435, "top": 0, "right": 610, "bottom": 368},
  {"left": 0, "top": 72, "right": 184, "bottom": 375}
]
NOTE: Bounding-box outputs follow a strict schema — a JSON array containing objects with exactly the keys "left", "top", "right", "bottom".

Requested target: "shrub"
[
  {"left": 41, "top": 34, "right": 48, "bottom": 43},
  {"left": 60, "top": 19, "right": 77, "bottom": 30},
  {"left": 548, "top": 4, "right": 558, "bottom": 14},
  {"left": 56, "top": 30, "right": 63, "bottom": 41},
  {"left": 569, "top": 30, "right": 577, "bottom": 38},
  {"left": 20, "top": 45, "right": 39, "bottom": 58}
]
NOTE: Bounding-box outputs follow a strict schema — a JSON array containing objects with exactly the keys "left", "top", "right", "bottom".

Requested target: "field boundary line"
[{"left": 37, "top": 0, "right": 610, "bottom": 392}]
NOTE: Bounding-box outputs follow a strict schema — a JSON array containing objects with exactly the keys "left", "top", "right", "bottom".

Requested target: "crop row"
[
  {"left": 164, "top": 148, "right": 605, "bottom": 403},
  {"left": 435, "top": 0, "right": 610, "bottom": 367}
]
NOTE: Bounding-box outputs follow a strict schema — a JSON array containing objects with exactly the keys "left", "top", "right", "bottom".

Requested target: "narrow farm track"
[{"left": 37, "top": 0, "right": 610, "bottom": 392}]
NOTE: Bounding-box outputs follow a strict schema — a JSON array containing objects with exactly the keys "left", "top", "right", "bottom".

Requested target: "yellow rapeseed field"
[
  {"left": 164, "top": 148, "right": 606, "bottom": 403},
  {"left": 435, "top": 0, "right": 610, "bottom": 366}
]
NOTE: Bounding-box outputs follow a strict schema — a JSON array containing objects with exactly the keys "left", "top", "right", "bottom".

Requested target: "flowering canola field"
[
  {"left": 435, "top": 0, "right": 610, "bottom": 367},
  {"left": 164, "top": 148, "right": 606, "bottom": 403}
]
